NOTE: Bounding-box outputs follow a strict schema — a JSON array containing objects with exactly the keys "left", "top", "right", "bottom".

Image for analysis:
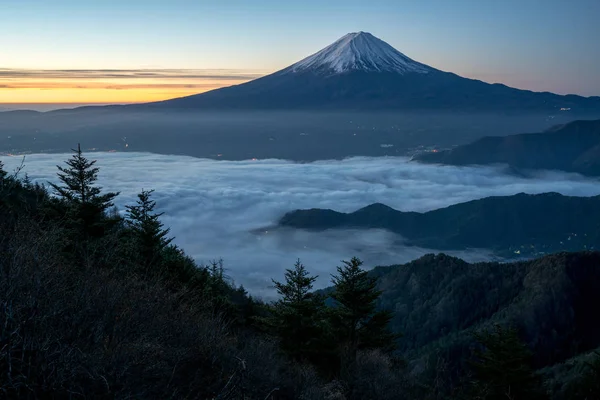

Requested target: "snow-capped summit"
[{"left": 285, "top": 31, "right": 432, "bottom": 75}]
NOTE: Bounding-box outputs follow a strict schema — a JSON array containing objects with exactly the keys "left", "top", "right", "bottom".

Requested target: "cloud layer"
[{"left": 3, "top": 153, "right": 600, "bottom": 298}]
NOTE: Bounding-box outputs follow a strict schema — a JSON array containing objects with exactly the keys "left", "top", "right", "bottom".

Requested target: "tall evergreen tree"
[
  {"left": 267, "top": 259, "right": 327, "bottom": 362},
  {"left": 125, "top": 189, "right": 173, "bottom": 271},
  {"left": 0, "top": 160, "right": 6, "bottom": 182},
  {"left": 0, "top": 160, "right": 8, "bottom": 201},
  {"left": 468, "top": 325, "right": 545, "bottom": 400},
  {"left": 49, "top": 144, "right": 119, "bottom": 236},
  {"left": 22, "top": 173, "right": 32, "bottom": 188},
  {"left": 330, "top": 257, "right": 397, "bottom": 371},
  {"left": 0, "top": 160, "right": 7, "bottom": 195}
]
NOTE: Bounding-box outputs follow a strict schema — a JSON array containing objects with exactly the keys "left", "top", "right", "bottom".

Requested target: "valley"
[
  {"left": 0, "top": 110, "right": 592, "bottom": 161},
  {"left": 4, "top": 152, "right": 600, "bottom": 296}
]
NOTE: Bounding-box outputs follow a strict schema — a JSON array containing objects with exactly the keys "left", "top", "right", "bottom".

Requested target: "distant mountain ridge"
[
  {"left": 139, "top": 32, "right": 600, "bottom": 112},
  {"left": 414, "top": 119, "right": 600, "bottom": 176},
  {"left": 279, "top": 192, "right": 600, "bottom": 257}
]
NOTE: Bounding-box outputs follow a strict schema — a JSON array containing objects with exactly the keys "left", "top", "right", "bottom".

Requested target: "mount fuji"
[{"left": 144, "top": 31, "right": 600, "bottom": 113}]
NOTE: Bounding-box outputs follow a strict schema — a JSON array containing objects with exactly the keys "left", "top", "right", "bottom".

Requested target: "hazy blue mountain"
[
  {"left": 141, "top": 32, "right": 600, "bottom": 113},
  {"left": 414, "top": 119, "right": 600, "bottom": 176},
  {"left": 279, "top": 192, "right": 600, "bottom": 257}
]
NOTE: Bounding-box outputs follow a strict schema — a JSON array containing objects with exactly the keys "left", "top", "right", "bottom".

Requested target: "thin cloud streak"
[
  {"left": 0, "top": 68, "right": 268, "bottom": 103},
  {"left": 0, "top": 68, "right": 267, "bottom": 80},
  {"left": 0, "top": 82, "right": 235, "bottom": 90},
  {"left": 3, "top": 153, "right": 600, "bottom": 298}
]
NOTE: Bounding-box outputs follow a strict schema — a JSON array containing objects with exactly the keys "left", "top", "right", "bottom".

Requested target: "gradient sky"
[{"left": 1, "top": 0, "right": 599, "bottom": 106}]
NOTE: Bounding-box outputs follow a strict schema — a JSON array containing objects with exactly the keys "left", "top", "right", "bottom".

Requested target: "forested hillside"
[
  {"left": 370, "top": 253, "right": 600, "bottom": 398},
  {"left": 2, "top": 148, "right": 600, "bottom": 399}
]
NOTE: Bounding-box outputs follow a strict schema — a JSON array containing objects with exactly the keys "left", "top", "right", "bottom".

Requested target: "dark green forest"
[{"left": 1, "top": 147, "right": 600, "bottom": 399}]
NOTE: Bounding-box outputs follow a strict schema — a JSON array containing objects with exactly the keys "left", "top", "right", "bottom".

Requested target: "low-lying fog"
[{"left": 4, "top": 152, "right": 600, "bottom": 298}]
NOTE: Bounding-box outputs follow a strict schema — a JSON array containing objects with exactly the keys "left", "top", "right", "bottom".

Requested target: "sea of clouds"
[{"left": 4, "top": 152, "right": 600, "bottom": 298}]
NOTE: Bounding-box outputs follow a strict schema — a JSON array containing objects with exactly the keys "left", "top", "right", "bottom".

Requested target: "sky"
[
  {"left": 1, "top": 0, "right": 599, "bottom": 106},
  {"left": 3, "top": 153, "right": 600, "bottom": 296}
]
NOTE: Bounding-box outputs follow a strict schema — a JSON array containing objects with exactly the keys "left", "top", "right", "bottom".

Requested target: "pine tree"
[
  {"left": 22, "top": 173, "right": 32, "bottom": 188},
  {"left": 125, "top": 189, "right": 173, "bottom": 271},
  {"left": 268, "top": 259, "right": 327, "bottom": 362},
  {"left": 330, "top": 257, "right": 397, "bottom": 372},
  {"left": 49, "top": 144, "right": 119, "bottom": 236},
  {"left": 0, "top": 160, "right": 7, "bottom": 194},
  {"left": 0, "top": 160, "right": 6, "bottom": 182},
  {"left": 468, "top": 325, "right": 545, "bottom": 400}
]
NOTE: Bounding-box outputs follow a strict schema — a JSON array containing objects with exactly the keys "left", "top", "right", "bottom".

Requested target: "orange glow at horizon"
[
  {"left": 1, "top": 84, "right": 237, "bottom": 104},
  {"left": 0, "top": 69, "right": 265, "bottom": 104}
]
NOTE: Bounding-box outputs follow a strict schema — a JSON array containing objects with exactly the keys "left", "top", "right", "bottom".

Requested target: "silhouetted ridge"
[
  {"left": 414, "top": 119, "right": 600, "bottom": 176},
  {"left": 280, "top": 192, "right": 600, "bottom": 257}
]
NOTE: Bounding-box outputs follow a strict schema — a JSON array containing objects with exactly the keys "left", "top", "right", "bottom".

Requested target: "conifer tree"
[
  {"left": 0, "top": 158, "right": 16, "bottom": 190},
  {"left": 268, "top": 259, "right": 327, "bottom": 362},
  {"left": 0, "top": 160, "right": 7, "bottom": 196},
  {"left": 468, "top": 325, "right": 544, "bottom": 400},
  {"left": 125, "top": 189, "right": 173, "bottom": 270},
  {"left": 0, "top": 160, "right": 6, "bottom": 182},
  {"left": 22, "top": 173, "right": 32, "bottom": 188},
  {"left": 330, "top": 257, "right": 396, "bottom": 369},
  {"left": 49, "top": 144, "right": 119, "bottom": 236}
]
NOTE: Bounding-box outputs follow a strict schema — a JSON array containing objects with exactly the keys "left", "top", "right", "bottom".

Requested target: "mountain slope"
[
  {"left": 369, "top": 252, "right": 600, "bottom": 374},
  {"left": 279, "top": 192, "right": 600, "bottom": 257},
  {"left": 142, "top": 32, "right": 600, "bottom": 112},
  {"left": 414, "top": 119, "right": 600, "bottom": 176}
]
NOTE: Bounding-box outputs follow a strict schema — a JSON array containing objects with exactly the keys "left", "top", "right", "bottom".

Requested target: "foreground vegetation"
[{"left": 1, "top": 147, "right": 600, "bottom": 399}]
